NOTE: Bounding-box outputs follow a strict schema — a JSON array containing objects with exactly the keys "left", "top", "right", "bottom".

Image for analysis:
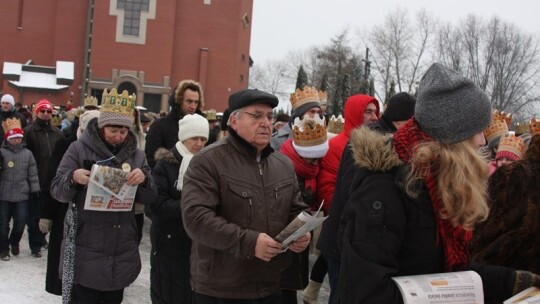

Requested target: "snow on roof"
[
  {"left": 9, "top": 70, "right": 69, "bottom": 90},
  {"left": 3, "top": 61, "right": 73, "bottom": 91}
]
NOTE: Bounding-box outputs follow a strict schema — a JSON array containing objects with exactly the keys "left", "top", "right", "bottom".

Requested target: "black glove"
[
  {"left": 513, "top": 270, "right": 540, "bottom": 295},
  {"left": 30, "top": 192, "right": 40, "bottom": 201}
]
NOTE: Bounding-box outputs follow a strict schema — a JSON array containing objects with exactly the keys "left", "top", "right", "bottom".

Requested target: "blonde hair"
[{"left": 406, "top": 139, "right": 490, "bottom": 229}]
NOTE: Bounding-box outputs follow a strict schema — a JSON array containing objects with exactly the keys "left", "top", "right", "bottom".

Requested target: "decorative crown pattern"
[
  {"left": 50, "top": 115, "right": 62, "bottom": 127},
  {"left": 514, "top": 121, "right": 530, "bottom": 135},
  {"left": 84, "top": 96, "right": 99, "bottom": 108},
  {"left": 484, "top": 110, "right": 511, "bottom": 143},
  {"left": 1, "top": 117, "right": 22, "bottom": 133},
  {"left": 292, "top": 115, "right": 327, "bottom": 147},
  {"left": 100, "top": 88, "right": 136, "bottom": 117},
  {"left": 318, "top": 90, "right": 328, "bottom": 102},
  {"left": 327, "top": 114, "right": 345, "bottom": 134},
  {"left": 498, "top": 132, "right": 526, "bottom": 159},
  {"left": 205, "top": 109, "right": 217, "bottom": 121},
  {"left": 530, "top": 117, "right": 540, "bottom": 135},
  {"left": 290, "top": 86, "right": 320, "bottom": 110}
]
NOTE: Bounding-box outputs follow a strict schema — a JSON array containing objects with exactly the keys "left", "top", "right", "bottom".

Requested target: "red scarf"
[
  {"left": 393, "top": 119, "right": 472, "bottom": 271},
  {"left": 280, "top": 139, "right": 319, "bottom": 193}
]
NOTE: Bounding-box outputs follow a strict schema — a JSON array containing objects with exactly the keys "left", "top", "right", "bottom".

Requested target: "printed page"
[
  {"left": 504, "top": 287, "right": 540, "bottom": 304},
  {"left": 392, "top": 271, "right": 483, "bottom": 304},
  {"left": 275, "top": 210, "right": 328, "bottom": 250},
  {"left": 83, "top": 164, "right": 137, "bottom": 212}
]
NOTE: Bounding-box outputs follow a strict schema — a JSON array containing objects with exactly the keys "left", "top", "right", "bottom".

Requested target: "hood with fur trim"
[
  {"left": 154, "top": 147, "right": 181, "bottom": 165},
  {"left": 349, "top": 126, "right": 402, "bottom": 172}
]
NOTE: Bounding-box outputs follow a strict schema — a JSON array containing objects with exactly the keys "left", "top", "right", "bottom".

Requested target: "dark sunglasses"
[{"left": 40, "top": 110, "right": 52, "bottom": 114}]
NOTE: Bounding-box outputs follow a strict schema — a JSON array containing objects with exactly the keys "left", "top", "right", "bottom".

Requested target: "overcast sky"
[{"left": 250, "top": 0, "right": 540, "bottom": 64}]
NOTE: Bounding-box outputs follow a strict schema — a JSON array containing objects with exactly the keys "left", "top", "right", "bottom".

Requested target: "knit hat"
[
  {"left": 291, "top": 86, "right": 321, "bottom": 119},
  {"left": 178, "top": 114, "right": 209, "bottom": 143},
  {"left": 415, "top": 63, "right": 492, "bottom": 144},
  {"left": 228, "top": 89, "right": 279, "bottom": 113},
  {"left": 292, "top": 115, "right": 329, "bottom": 158},
  {"left": 35, "top": 99, "right": 53, "bottom": 113},
  {"left": 77, "top": 110, "right": 100, "bottom": 139},
  {"left": 2, "top": 118, "right": 24, "bottom": 140},
  {"left": 383, "top": 92, "right": 416, "bottom": 122},
  {"left": 1, "top": 94, "right": 15, "bottom": 107},
  {"left": 496, "top": 133, "right": 527, "bottom": 161},
  {"left": 98, "top": 89, "right": 135, "bottom": 128}
]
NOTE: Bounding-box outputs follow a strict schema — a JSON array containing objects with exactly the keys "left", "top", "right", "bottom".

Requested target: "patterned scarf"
[
  {"left": 280, "top": 139, "right": 319, "bottom": 193},
  {"left": 62, "top": 203, "right": 77, "bottom": 304},
  {"left": 393, "top": 119, "right": 472, "bottom": 271}
]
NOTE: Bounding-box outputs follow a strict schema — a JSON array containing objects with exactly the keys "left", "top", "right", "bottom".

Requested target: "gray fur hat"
[{"left": 415, "top": 63, "right": 491, "bottom": 144}]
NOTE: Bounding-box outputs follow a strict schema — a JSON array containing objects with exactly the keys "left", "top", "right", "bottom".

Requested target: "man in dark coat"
[{"left": 144, "top": 80, "right": 204, "bottom": 168}]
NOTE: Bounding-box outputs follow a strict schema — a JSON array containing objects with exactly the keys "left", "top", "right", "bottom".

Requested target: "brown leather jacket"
[{"left": 181, "top": 130, "right": 308, "bottom": 299}]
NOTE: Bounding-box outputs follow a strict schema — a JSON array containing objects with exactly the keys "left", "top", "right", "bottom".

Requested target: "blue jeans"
[{"left": 0, "top": 200, "right": 30, "bottom": 252}]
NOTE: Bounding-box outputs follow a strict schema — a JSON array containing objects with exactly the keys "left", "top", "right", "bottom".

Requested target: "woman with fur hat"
[
  {"left": 149, "top": 114, "right": 209, "bottom": 304},
  {"left": 336, "top": 63, "right": 540, "bottom": 303},
  {"left": 50, "top": 89, "right": 156, "bottom": 303},
  {"left": 279, "top": 115, "right": 329, "bottom": 303}
]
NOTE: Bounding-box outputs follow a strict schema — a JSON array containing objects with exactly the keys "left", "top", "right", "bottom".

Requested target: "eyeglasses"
[
  {"left": 40, "top": 110, "right": 52, "bottom": 114},
  {"left": 240, "top": 110, "right": 274, "bottom": 122}
]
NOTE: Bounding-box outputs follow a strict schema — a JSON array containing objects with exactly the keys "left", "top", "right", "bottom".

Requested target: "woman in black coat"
[{"left": 149, "top": 114, "right": 209, "bottom": 304}]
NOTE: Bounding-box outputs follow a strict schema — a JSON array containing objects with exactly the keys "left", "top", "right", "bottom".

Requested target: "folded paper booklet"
[
  {"left": 392, "top": 271, "right": 484, "bottom": 304},
  {"left": 83, "top": 164, "right": 137, "bottom": 212},
  {"left": 504, "top": 287, "right": 540, "bottom": 304},
  {"left": 274, "top": 202, "right": 328, "bottom": 251}
]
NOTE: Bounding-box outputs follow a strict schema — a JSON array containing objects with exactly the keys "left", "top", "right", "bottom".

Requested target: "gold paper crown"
[
  {"left": 327, "top": 114, "right": 345, "bottom": 134},
  {"left": 484, "top": 110, "right": 511, "bottom": 143},
  {"left": 2, "top": 118, "right": 22, "bottom": 133},
  {"left": 205, "top": 109, "right": 217, "bottom": 121},
  {"left": 292, "top": 115, "right": 327, "bottom": 147},
  {"left": 514, "top": 121, "right": 530, "bottom": 135},
  {"left": 100, "top": 88, "right": 136, "bottom": 117},
  {"left": 84, "top": 96, "right": 99, "bottom": 108},
  {"left": 530, "top": 117, "right": 540, "bottom": 135},
  {"left": 318, "top": 90, "right": 328, "bottom": 102},
  {"left": 497, "top": 133, "right": 526, "bottom": 159},
  {"left": 290, "top": 86, "right": 320, "bottom": 111},
  {"left": 50, "top": 115, "right": 62, "bottom": 127}
]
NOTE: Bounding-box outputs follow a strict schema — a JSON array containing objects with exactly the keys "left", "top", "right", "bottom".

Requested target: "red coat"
[{"left": 317, "top": 94, "right": 379, "bottom": 212}]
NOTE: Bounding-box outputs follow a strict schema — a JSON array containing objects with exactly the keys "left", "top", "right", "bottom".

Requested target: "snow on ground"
[{"left": 0, "top": 217, "right": 330, "bottom": 303}]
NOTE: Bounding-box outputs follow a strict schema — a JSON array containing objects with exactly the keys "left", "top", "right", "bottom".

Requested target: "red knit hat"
[
  {"left": 35, "top": 99, "right": 53, "bottom": 113},
  {"left": 4, "top": 128, "right": 24, "bottom": 140}
]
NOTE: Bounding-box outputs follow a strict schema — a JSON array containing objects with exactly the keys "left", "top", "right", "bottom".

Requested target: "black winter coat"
[{"left": 150, "top": 147, "right": 192, "bottom": 303}]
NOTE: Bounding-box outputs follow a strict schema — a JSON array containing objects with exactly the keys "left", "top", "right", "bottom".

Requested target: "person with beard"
[
  {"left": 145, "top": 80, "right": 205, "bottom": 168},
  {"left": 0, "top": 118, "right": 40, "bottom": 261},
  {"left": 50, "top": 89, "right": 156, "bottom": 303},
  {"left": 0, "top": 94, "right": 27, "bottom": 141},
  {"left": 24, "top": 99, "right": 64, "bottom": 257}
]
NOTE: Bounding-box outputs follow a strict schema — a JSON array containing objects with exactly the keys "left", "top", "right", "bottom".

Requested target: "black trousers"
[
  {"left": 75, "top": 284, "right": 124, "bottom": 304},
  {"left": 192, "top": 292, "right": 282, "bottom": 304}
]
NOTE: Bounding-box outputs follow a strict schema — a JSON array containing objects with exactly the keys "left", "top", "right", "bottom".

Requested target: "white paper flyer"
[{"left": 83, "top": 164, "right": 137, "bottom": 212}]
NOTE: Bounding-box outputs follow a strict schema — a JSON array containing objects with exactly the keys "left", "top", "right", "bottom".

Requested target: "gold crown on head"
[
  {"left": 290, "top": 86, "right": 320, "bottom": 111},
  {"left": 50, "top": 115, "right": 62, "bottom": 127},
  {"left": 100, "top": 88, "right": 136, "bottom": 117},
  {"left": 204, "top": 109, "right": 217, "bottom": 121},
  {"left": 484, "top": 110, "right": 511, "bottom": 143},
  {"left": 84, "top": 96, "right": 98, "bottom": 108},
  {"left": 530, "top": 117, "right": 540, "bottom": 135},
  {"left": 497, "top": 132, "right": 526, "bottom": 159},
  {"left": 514, "top": 121, "right": 530, "bottom": 135},
  {"left": 318, "top": 90, "right": 328, "bottom": 102},
  {"left": 292, "top": 115, "right": 327, "bottom": 147},
  {"left": 327, "top": 114, "right": 345, "bottom": 134},
  {"left": 2, "top": 118, "right": 22, "bottom": 133}
]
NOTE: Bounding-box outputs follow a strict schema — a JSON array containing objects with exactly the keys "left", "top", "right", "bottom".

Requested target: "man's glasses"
[
  {"left": 240, "top": 110, "right": 274, "bottom": 122},
  {"left": 40, "top": 110, "right": 52, "bottom": 114}
]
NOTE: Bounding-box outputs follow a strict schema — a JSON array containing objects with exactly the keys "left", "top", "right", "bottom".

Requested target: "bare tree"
[{"left": 248, "top": 59, "right": 291, "bottom": 102}]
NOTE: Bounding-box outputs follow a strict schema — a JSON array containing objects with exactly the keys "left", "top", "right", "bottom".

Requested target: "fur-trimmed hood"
[
  {"left": 154, "top": 147, "right": 181, "bottom": 165},
  {"left": 349, "top": 126, "right": 403, "bottom": 172}
]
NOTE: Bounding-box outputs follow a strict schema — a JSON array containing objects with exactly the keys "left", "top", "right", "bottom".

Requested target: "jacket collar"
[{"left": 227, "top": 128, "right": 274, "bottom": 160}]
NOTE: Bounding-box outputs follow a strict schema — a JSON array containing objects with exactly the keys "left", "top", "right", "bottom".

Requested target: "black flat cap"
[{"left": 228, "top": 89, "right": 279, "bottom": 113}]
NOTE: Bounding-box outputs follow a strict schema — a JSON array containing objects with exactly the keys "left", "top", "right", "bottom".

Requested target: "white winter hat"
[
  {"left": 77, "top": 110, "right": 100, "bottom": 139},
  {"left": 1, "top": 94, "right": 15, "bottom": 107},
  {"left": 178, "top": 114, "right": 209, "bottom": 143}
]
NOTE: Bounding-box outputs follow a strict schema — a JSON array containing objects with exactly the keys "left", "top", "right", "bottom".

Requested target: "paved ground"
[{"left": 0, "top": 217, "right": 330, "bottom": 303}]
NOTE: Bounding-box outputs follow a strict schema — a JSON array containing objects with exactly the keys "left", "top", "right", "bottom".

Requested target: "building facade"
[{"left": 1, "top": 0, "right": 254, "bottom": 112}]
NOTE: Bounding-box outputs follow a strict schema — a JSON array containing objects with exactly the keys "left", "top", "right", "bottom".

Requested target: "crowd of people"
[{"left": 1, "top": 62, "right": 540, "bottom": 304}]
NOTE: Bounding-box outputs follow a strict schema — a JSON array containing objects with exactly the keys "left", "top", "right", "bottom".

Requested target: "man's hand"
[
  {"left": 254, "top": 233, "right": 283, "bottom": 262},
  {"left": 39, "top": 219, "right": 52, "bottom": 234},
  {"left": 288, "top": 232, "right": 311, "bottom": 253}
]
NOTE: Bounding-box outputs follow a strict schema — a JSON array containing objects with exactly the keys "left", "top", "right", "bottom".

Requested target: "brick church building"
[{"left": 0, "top": 0, "right": 254, "bottom": 113}]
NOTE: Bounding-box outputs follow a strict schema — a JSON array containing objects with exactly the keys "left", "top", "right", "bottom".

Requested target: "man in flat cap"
[{"left": 181, "top": 89, "right": 311, "bottom": 303}]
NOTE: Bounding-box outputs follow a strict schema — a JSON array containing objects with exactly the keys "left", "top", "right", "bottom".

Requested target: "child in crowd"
[{"left": 0, "top": 118, "right": 40, "bottom": 261}]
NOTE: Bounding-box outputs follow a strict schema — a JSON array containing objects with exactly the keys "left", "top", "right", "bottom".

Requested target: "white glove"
[{"left": 39, "top": 219, "right": 52, "bottom": 234}]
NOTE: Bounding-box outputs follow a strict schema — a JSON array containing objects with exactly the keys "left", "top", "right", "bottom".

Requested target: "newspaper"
[
  {"left": 274, "top": 202, "right": 328, "bottom": 251},
  {"left": 83, "top": 164, "right": 137, "bottom": 212},
  {"left": 392, "top": 271, "right": 484, "bottom": 304},
  {"left": 504, "top": 287, "right": 540, "bottom": 304}
]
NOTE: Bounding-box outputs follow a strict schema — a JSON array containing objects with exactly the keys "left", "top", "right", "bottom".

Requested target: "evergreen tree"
[
  {"left": 319, "top": 73, "right": 329, "bottom": 92},
  {"left": 295, "top": 65, "right": 308, "bottom": 90},
  {"left": 368, "top": 78, "right": 376, "bottom": 97},
  {"left": 385, "top": 80, "right": 396, "bottom": 104}
]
